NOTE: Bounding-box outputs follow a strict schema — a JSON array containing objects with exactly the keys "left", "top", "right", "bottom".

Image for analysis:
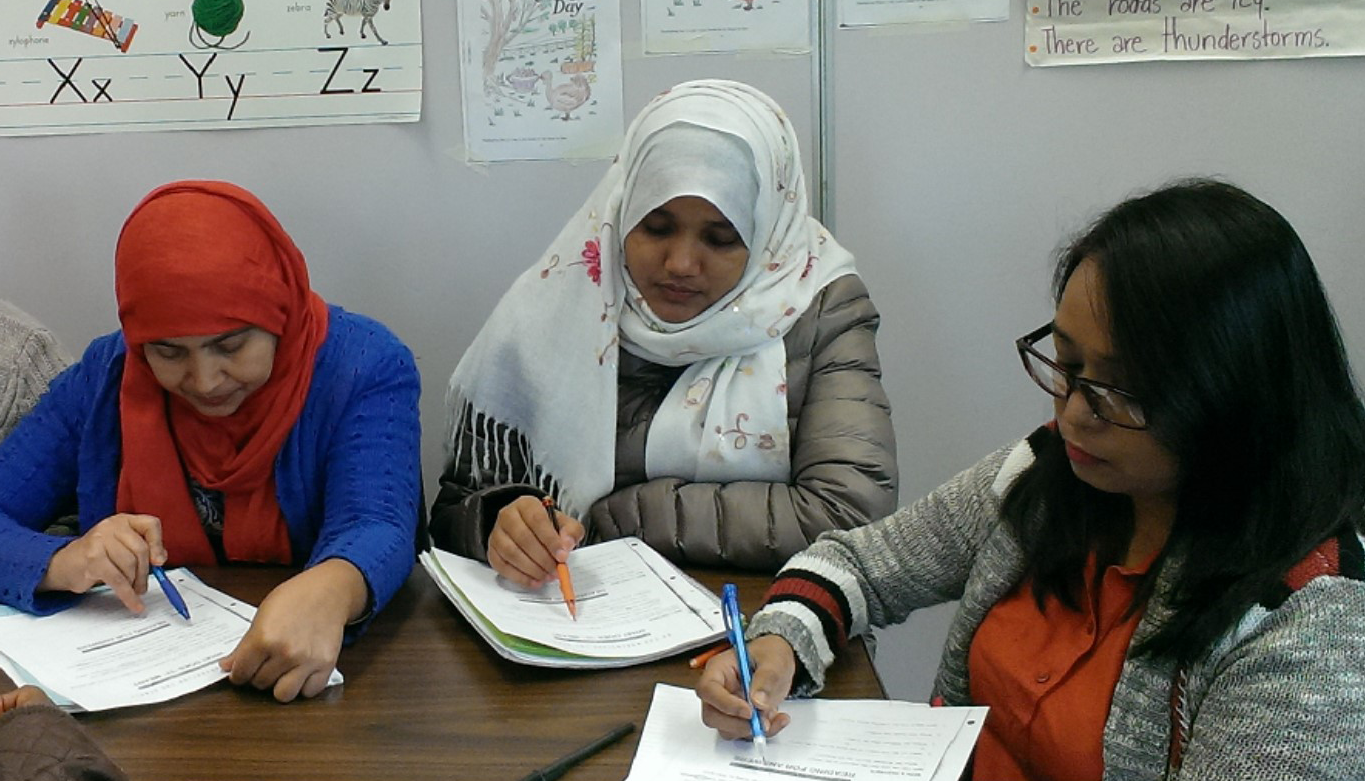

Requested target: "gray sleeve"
[
  {"left": 1173, "top": 577, "right": 1365, "bottom": 781},
  {"left": 747, "top": 443, "right": 1016, "bottom": 694},
  {"left": 587, "top": 276, "right": 899, "bottom": 571},
  {"left": 0, "top": 305, "right": 71, "bottom": 442}
]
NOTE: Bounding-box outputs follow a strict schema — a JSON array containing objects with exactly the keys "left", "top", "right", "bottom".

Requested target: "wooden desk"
[{"left": 57, "top": 566, "right": 885, "bottom": 780}]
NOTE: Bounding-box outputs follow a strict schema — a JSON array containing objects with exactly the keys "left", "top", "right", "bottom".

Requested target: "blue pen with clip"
[
  {"left": 151, "top": 566, "right": 191, "bottom": 621},
  {"left": 721, "top": 583, "right": 766, "bottom": 752}
]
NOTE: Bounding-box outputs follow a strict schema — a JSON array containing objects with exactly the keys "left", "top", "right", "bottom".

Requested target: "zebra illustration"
[{"left": 323, "top": 0, "right": 391, "bottom": 46}]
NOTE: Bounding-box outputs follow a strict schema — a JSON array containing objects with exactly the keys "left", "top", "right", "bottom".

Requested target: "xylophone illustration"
[{"left": 36, "top": 0, "right": 138, "bottom": 52}]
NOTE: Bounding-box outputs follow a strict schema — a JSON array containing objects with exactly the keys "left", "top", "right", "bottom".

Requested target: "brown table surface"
[{"left": 24, "top": 565, "right": 885, "bottom": 780}]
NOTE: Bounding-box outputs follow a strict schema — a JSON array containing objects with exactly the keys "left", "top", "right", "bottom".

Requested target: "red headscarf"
[{"left": 114, "top": 181, "right": 329, "bottom": 564}]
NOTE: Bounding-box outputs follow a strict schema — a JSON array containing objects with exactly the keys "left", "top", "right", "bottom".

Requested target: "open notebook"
[{"left": 420, "top": 537, "right": 726, "bottom": 668}]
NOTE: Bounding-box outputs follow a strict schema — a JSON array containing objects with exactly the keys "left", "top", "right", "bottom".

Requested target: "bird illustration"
[{"left": 540, "top": 72, "right": 591, "bottom": 121}]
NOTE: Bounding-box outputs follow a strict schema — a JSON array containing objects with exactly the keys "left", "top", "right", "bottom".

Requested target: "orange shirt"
[{"left": 967, "top": 554, "right": 1151, "bottom": 781}]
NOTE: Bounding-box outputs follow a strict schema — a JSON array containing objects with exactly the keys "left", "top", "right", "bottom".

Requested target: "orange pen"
[
  {"left": 687, "top": 640, "right": 732, "bottom": 669},
  {"left": 542, "top": 496, "right": 577, "bottom": 621}
]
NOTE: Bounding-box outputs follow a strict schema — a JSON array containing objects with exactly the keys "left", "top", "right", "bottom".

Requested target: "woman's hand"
[
  {"left": 696, "top": 635, "right": 797, "bottom": 740},
  {"left": 488, "top": 495, "right": 585, "bottom": 588},
  {"left": 219, "top": 559, "right": 367, "bottom": 703},
  {"left": 38, "top": 513, "right": 166, "bottom": 613},
  {"left": 0, "top": 685, "right": 54, "bottom": 713}
]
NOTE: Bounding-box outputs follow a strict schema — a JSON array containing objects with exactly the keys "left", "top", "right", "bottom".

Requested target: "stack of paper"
[
  {"left": 0, "top": 569, "right": 341, "bottom": 712},
  {"left": 626, "top": 684, "right": 988, "bottom": 781},
  {"left": 420, "top": 538, "right": 726, "bottom": 668}
]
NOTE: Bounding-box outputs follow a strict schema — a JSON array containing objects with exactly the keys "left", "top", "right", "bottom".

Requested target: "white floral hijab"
[{"left": 445, "top": 80, "right": 857, "bottom": 518}]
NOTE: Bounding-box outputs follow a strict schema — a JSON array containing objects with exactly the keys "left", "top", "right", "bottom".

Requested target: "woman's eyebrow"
[{"left": 1052, "top": 323, "right": 1118, "bottom": 366}]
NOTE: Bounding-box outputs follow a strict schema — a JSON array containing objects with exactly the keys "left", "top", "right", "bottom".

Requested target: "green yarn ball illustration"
[{"left": 190, "top": 0, "right": 250, "bottom": 50}]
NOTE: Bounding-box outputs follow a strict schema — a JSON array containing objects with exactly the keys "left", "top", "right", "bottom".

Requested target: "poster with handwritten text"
[
  {"left": 1026, "top": 0, "right": 1365, "bottom": 65},
  {"left": 839, "top": 0, "right": 1010, "bottom": 27},
  {"left": 459, "top": 0, "right": 623, "bottom": 162},
  {"left": 0, "top": 0, "right": 422, "bottom": 137},
  {"left": 641, "top": 0, "right": 811, "bottom": 54}
]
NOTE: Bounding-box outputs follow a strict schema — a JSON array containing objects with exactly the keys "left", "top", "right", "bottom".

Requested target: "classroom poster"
[
  {"left": 458, "top": 0, "right": 623, "bottom": 162},
  {"left": 0, "top": 0, "right": 422, "bottom": 136},
  {"left": 838, "top": 0, "right": 1010, "bottom": 27},
  {"left": 641, "top": 0, "right": 812, "bottom": 54},
  {"left": 1026, "top": 0, "right": 1365, "bottom": 65}
]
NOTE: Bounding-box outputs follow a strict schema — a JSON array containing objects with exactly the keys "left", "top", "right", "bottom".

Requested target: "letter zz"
[{"left": 319, "top": 47, "right": 382, "bottom": 94}]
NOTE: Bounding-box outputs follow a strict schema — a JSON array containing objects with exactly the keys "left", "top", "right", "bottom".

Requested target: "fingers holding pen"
[
  {"left": 488, "top": 496, "right": 584, "bottom": 587},
  {"left": 39, "top": 513, "right": 166, "bottom": 614},
  {"left": 696, "top": 637, "right": 796, "bottom": 740}
]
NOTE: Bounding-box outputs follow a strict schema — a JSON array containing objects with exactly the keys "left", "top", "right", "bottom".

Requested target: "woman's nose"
[
  {"left": 1057, "top": 385, "right": 1100, "bottom": 429},
  {"left": 184, "top": 354, "right": 224, "bottom": 394},
  {"left": 663, "top": 238, "right": 702, "bottom": 276}
]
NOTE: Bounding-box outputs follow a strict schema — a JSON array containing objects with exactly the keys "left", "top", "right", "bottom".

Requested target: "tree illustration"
[{"left": 480, "top": 0, "right": 552, "bottom": 97}]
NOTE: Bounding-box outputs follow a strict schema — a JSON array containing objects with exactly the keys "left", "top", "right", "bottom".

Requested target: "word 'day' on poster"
[
  {"left": 1026, "top": 0, "right": 1365, "bottom": 66},
  {"left": 458, "top": 0, "right": 623, "bottom": 162},
  {"left": 0, "top": 0, "right": 423, "bottom": 136},
  {"left": 642, "top": 0, "right": 812, "bottom": 54}
]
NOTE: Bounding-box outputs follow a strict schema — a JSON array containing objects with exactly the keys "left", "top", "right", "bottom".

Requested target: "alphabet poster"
[
  {"left": 0, "top": 0, "right": 422, "bottom": 136},
  {"left": 1026, "top": 0, "right": 1365, "bottom": 65},
  {"left": 458, "top": 0, "right": 624, "bottom": 162},
  {"left": 641, "top": 0, "right": 812, "bottom": 54},
  {"left": 838, "top": 0, "right": 1009, "bottom": 27}
]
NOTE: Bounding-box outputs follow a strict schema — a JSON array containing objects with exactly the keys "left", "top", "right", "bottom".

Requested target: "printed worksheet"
[
  {"left": 838, "top": 0, "right": 1009, "bottom": 27},
  {"left": 0, "top": 0, "right": 422, "bottom": 136},
  {"left": 0, "top": 570, "right": 341, "bottom": 711},
  {"left": 625, "top": 684, "right": 989, "bottom": 781},
  {"left": 424, "top": 538, "right": 725, "bottom": 660},
  {"left": 641, "top": 0, "right": 811, "bottom": 54}
]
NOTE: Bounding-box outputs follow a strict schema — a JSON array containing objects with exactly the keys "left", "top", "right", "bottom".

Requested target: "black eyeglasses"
[{"left": 1015, "top": 323, "right": 1148, "bottom": 430}]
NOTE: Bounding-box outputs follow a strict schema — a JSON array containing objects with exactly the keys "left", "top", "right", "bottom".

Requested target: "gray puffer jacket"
[{"left": 430, "top": 274, "right": 898, "bottom": 571}]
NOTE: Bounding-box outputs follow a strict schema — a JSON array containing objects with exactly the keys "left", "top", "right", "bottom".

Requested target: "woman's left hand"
[{"left": 219, "top": 559, "right": 368, "bottom": 703}]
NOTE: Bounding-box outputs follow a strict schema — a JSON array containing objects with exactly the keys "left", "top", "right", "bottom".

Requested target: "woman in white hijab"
[{"left": 431, "top": 80, "right": 897, "bottom": 584}]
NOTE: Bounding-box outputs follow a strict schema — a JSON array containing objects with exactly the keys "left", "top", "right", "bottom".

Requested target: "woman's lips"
[
  {"left": 657, "top": 283, "right": 700, "bottom": 303},
  {"left": 1065, "top": 441, "right": 1104, "bottom": 466},
  {"left": 193, "top": 392, "right": 236, "bottom": 408}
]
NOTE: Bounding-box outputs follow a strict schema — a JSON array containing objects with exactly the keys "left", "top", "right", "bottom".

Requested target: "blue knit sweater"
[{"left": 0, "top": 306, "right": 422, "bottom": 621}]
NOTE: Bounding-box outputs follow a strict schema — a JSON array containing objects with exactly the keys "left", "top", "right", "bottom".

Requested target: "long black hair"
[{"left": 1002, "top": 179, "right": 1365, "bottom": 662}]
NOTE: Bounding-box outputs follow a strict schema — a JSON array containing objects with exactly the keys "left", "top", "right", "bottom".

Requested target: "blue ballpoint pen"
[
  {"left": 151, "top": 566, "right": 191, "bottom": 620},
  {"left": 721, "top": 583, "right": 766, "bottom": 753}
]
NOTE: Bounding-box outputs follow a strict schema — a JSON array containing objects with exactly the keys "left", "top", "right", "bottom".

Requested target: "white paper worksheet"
[
  {"left": 0, "top": 569, "right": 340, "bottom": 711},
  {"left": 426, "top": 537, "right": 724, "bottom": 659},
  {"left": 625, "top": 684, "right": 988, "bottom": 781}
]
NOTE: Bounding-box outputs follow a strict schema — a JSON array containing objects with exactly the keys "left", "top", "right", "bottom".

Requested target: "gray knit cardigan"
[
  {"left": 0, "top": 301, "right": 70, "bottom": 441},
  {"left": 750, "top": 436, "right": 1365, "bottom": 780}
]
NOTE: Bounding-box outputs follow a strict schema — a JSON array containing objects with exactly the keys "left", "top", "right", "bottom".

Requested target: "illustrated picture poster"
[
  {"left": 641, "top": 0, "right": 812, "bottom": 54},
  {"left": 0, "top": 0, "right": 423, "bottom": 136},
  {"left": 459, "top": 0, "right": 623, "bottom": 162},
  {"left": 1026, "top": 0, "right": 1365, "bottom": 66}
]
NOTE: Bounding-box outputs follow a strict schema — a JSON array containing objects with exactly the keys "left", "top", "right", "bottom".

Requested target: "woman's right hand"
[
  {"left": 696, "top": 635, "right": 798, "bottom": 740},
  {"left": 38, "top": 513, "right": 166, "bottom": 614},
  {"left": 487, "top": 495, "right": 585, "bottom": 588}
]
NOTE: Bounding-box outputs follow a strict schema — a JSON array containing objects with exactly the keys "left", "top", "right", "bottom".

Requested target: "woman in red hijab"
[{"left": 0, "top": 181, "right": 422, "bottom": 702}]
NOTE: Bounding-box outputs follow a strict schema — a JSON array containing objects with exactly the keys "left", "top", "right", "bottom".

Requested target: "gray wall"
[{"left": 3, "top": 3, "right": 1362, "bottom": 700}]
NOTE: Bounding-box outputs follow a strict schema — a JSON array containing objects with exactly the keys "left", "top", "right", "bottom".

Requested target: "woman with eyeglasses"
[{"left": 695, "top": 179, "right": 1365, "bottom": 780}]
